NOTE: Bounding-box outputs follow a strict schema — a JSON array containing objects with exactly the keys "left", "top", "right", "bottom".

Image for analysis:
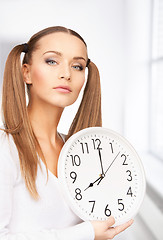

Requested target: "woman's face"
[{"left": 23, "top": 32, "right": 88, "bottom": 108}]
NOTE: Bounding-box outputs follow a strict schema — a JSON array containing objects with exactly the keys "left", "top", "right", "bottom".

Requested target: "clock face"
[{"left": 58, "top": 127, "right": 146, "bottom": 226}]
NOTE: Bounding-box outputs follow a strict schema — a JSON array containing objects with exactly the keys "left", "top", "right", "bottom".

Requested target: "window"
[{"left": 150, "top": 0, "right": 163, "bottom": 160}]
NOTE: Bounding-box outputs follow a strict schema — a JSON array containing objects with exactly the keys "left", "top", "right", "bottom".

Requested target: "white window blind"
[{"left": 150, "top": 0, "right": 163, "bottom": 160}]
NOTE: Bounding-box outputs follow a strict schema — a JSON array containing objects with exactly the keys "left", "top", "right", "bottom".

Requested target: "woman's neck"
[{"left": 27, "top": 101, "right": 64, "bottom": 146}]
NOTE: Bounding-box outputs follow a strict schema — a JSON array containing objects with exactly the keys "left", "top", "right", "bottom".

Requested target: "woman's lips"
[{"left": 53, "top": 86, "right": 72, "bottom": 93}]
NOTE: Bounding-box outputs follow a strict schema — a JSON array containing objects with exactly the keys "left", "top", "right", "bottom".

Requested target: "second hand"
[{"left": 97, "top": 151, "right": 120, "bottom": 185}]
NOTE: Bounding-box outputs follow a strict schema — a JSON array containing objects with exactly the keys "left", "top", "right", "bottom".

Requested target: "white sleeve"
[
  {"left": 0, "top": 221, "right": 94, "bottom": 240},
  {"left": 0, "top": 140, "right": 95, "bottom": 240}
]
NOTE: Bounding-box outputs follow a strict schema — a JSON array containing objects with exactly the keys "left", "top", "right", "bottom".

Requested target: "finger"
[
  {"left": 105, "top": 219, "right": 134, "bottom": 239},
  {"left": 114, "top": 219, "right": 134, "bottom": 235},
  {"left": 105, "top": 216, "right": 115, "bottom": 227}
]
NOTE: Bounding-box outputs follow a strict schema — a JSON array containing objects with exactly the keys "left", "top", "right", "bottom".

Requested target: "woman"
[{"left": 0, "top": 26, "right": 133, "bottom": 240}]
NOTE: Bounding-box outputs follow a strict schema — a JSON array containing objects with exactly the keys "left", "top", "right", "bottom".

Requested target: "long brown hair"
[{"left": 1, "top": 26, "right": 102, "bottom": 199}]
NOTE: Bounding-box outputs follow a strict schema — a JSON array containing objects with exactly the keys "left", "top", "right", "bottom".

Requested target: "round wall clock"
[{"left": 58, "top": 127, "right": 146, "bottom": 226}]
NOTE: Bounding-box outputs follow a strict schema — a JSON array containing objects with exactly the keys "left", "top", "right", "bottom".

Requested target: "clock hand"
[
  {"left": 84, "top": 149, "right": 106, "bottom": 191},
  {"left": 98, "top": 148, "right": 105, "bottom": 177},
  {"left": 97, "top": 151, "right": 120, "bottom": 185},
  {"left": 84, "top": 176, "right": 102, "bottom": 191},
  {"left": 104, "top": 151, "right": 120, "bottom": 175}
]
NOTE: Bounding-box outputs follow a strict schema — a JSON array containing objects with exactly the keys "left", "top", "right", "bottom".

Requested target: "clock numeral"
[
  {"left": 104, "top": 204, "right": 111, "bottom": 217},
  {"left": 109, "top": 142, "right": 114, "bottom": 153},
  {"left": 127, "top": 187, "right": 133, "bottom": 197},
  {"left": 70, "top": 155, "right": 81, "bottom": 166},
  {"left": 118, "top": 199, "right": 124, "bottom": 211},
  {"left": 121, "top": 154, "right": 128, "bottom": 165},
  {"left": 89, "top": 200, "right": 96, "bottom": 213},
  {"left": 75, "top": 188, "right": 82, "bottom": 200},
  {"left": 92, "top": 138, "right": 102, "bottom": 150},
  {"left": 80, "top": 142, "right": 89, "bottom": 154},
  {"left": 126, "top": 170, "right": 132, "bottom": 181},
  {"left": 70, "top": 171, "right": 77, "bottom": 183}
]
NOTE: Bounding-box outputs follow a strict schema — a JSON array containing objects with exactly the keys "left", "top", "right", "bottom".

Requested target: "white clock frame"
[{"left": 58, "top": 127, "right": 146, "bottom": 226}]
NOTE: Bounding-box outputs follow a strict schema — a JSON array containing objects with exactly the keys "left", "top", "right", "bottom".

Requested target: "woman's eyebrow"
[
  {"left": 43, "top": 51, "right": 86, "bottom": 62},
  {"left": 43, "top": 50, "right": 62, "bottom": 56},
  {"left": 73, "top": 56, "right": 86, "bottom": 62}
]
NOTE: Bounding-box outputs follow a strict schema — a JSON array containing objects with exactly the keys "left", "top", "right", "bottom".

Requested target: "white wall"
[{"left": 0, "top": 0, "right": 125, "bottom": 134}]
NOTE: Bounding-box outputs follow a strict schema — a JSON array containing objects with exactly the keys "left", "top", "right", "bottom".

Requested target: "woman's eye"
[
  {"left": 45, "top": 59, "right": 57, "bottom": 65},
  {"left": 73, "top": 65, "right": 84, "bottom": 71}
]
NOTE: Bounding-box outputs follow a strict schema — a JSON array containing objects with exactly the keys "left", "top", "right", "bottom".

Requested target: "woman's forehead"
[{"left": 36, "top": 32, "right": 88, "bottom": 58}]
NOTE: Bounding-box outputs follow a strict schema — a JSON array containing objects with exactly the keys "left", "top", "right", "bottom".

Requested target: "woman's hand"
[{"left": 91, "top": 216, "right": 134, "bottom": 240}]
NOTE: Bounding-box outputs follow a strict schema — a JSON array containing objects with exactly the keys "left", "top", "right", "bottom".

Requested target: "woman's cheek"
[
  {"left": 76, "top": 77, "right": 85, "bottom": 92},
  {"left": 30, "top": 65, "right": 49, "bottom": 85}
]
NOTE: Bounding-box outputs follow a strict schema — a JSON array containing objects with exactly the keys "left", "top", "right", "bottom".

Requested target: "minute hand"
[
  {"left": 97, "top": 151, "right": 120, "bottom": 185},
  {"left": 98, "top": 148, "right": 105, "bottom": 176}
]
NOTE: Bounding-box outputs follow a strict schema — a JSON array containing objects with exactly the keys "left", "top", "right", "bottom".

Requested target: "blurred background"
[{"left": 0, "top": 0, "right": 162, "bottom": 239}]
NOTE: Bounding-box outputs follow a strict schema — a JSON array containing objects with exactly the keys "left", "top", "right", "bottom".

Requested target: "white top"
[{"left": 0, "top": 130, "right": 95, "bottom": 240}]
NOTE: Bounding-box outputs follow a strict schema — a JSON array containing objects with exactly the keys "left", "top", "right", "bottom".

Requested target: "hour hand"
[{"left": 84, "top": 176, "right": 102, "bottom": 191}]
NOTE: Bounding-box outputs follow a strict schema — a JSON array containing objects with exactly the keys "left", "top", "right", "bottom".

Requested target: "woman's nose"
[
  {"left": 58, "top": 63, "right": 71, "bottom": 81},
  {"left": 59, "top": 75, "right": 71, "bottom": 81}
]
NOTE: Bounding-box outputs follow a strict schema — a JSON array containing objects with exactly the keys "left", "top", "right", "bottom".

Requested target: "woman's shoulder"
[
  {"left": 0, "top": 126, "right": 19, "bottom": 164},
  {"left": 0, "top": 127, "right": 18, "bottom": 181},
  {"left": 0, "top": 126, "right": 10, "bottom": 147},
  {"left": 0, "top": 125, "right": 16, "bottom": 144}
]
